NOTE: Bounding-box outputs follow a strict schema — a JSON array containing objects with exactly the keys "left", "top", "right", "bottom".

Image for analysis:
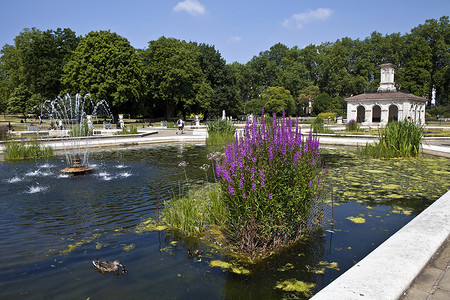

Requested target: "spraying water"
[{"left": 40, "top": 94, "right": 111, "bottom": 173}]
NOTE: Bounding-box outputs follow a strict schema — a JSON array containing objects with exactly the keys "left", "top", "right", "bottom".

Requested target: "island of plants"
[{"left": 164, "top": 109, "right": 326, "bottom": 260}]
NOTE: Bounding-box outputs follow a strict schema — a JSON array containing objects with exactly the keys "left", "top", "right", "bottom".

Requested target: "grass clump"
[
  {"left": 311, "top": 117, "right": 333, "bottom": 134},
  {"left": 69, "top": 123, "right": 92, "bottom": 137},
  {"left": 359, "top": 120, "right": 423, "bottom": 158},
  {"left": 163, "top": 156, "right": 227, "bottom": 236},
  {"left": 206, "top": 119, "right": 236, "bottom": 146},
  {"left": 120, "top": 125, "right": 138, "bottom": 135},
  {"left": 4, "top": 139, "right": 54, "bottom": 160}
]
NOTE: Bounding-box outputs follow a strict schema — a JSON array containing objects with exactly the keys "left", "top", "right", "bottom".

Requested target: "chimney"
[{"left": 377, "top": 63, "right": 397, "bottom": 92}]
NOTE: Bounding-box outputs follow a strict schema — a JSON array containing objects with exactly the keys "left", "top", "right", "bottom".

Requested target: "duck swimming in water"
[{"left": 92, "top": 259, "right": 127, "bottom": 274}]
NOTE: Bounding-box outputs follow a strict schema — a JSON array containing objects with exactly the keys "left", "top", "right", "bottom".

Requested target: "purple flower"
[
  {"left": 228, "top": 185, "right": 235, "bottom": 195},
  {"left": 269, "top": 193, "right": 273, "bottom": 199},
  {"left": 308, "top": 181, "right": 312, "bottom": 188},
  {"left": 252, "top": 183, "right": 256, "bottom": 191}
]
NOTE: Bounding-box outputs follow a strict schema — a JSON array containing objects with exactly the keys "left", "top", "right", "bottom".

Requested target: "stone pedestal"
[
  {"left": 195, "top": 115, "right": 200, "bottom": 127},
  {"left": 118, "top": 114, "right": 124, "bottom": 129}
]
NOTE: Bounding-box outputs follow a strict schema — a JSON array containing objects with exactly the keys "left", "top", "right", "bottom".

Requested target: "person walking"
[{"left": 177, "top": 117, "right": 184, "bottom": 134}]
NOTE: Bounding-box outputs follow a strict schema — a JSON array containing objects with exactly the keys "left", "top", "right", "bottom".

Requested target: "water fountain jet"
[{"left": 41, "top": 94, "right": 111, "bottom": 175}]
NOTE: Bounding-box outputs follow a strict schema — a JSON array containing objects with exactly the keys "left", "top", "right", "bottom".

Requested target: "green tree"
[
  {"left": 142, "top": 37, "right": 204, "bottom": 120},
  {"left": 262, "top": 86, "right": 295, "bottom": 115},
  {"left": 20, "top": 28, "right": 79, "bottom": 99},
  {"left": 297, "top": 85, "right": 320, "bottom": 115},
  {"left": 312, "top": 92, "right": 341, "bottom": 115},
  {"left": 408, "top": 16, "right": 449, "bottom": 104},
  {"left": 61, "top": 30, "right": 143, "bottom": 116},
  {"left": 7, "top": 84, "right": 31, "bottom": 115},
  {"left": 195, "top": 43, "right": 241, "bottom": 118},
  {"left": 401, "top": 36, "right": 432, "bottom": 96}
]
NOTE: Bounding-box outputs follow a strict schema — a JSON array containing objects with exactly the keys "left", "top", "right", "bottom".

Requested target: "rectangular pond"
[{"left": 0, "top": 144, "right": 449, "bottom": 299}]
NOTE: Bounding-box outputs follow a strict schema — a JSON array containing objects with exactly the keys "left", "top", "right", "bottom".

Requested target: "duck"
[
  {"left": 92, "top": 259, "right": 127, "bottom": 274},
  {"left": 194, "top": 249, "right": 203, "bottom": 256}
]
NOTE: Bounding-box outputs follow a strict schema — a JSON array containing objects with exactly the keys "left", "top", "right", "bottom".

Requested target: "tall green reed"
[
  {"left": 4, "top": 139, "right": 53, "bottom": 160},
  {"left": 360, "top": 119, "right": 423, "bottom": 158},
  {"left": 206, "top": 119, "right": 236, "bottom": 146}
]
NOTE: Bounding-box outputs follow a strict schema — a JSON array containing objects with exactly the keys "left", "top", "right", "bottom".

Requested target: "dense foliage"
[
  {"left": 1, "top": 16, "right": 448, "bottom": 119},
  {"left": 215, "top": 109, "right": 325, "bottom": 259}
]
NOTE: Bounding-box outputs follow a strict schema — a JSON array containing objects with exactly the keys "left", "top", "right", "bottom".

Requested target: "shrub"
[
  {"left": 359, "top": 120, "right": 423, "bottom": 158},
  {"left": 0, "top": 125, "right": 8, "bottom": 140},
  {"left": 317, "top": 112, "right": 337, "bottom": 120},
  {"left": 215, "top": 109, "right": 326, "bottom": 259},
  {"left": 346, "top": 119, "right": 361, "bottom": 132}
]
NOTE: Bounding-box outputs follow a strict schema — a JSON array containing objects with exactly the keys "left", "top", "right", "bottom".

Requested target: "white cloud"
[
  {"left": 283, "top": 8, "right": 333, "bottom": 29},
  {"left": 173, "top": 0, "right": 206, "bottom": 16},
  {"left": 229, "top": 36, "right": 242, "bottom": 43}
]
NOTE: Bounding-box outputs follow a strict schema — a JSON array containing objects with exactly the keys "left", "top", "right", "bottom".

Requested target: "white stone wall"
[{"left": 346, "top": 98, "right": 426, "bottom": 125}]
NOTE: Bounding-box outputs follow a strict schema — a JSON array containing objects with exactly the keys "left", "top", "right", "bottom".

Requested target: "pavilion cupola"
[{"left": 377, "top": 62, "right": 397, "bottom": 93}]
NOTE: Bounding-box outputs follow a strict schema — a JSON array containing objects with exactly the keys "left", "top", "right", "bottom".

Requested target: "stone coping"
[{"left": 311, "top": 190, "right": 450, "bottom": 300}]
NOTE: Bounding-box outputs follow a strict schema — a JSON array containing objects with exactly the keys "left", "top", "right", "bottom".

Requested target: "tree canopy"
[{"left": 61, "top": 30, "right": 143, "bottom": 114}]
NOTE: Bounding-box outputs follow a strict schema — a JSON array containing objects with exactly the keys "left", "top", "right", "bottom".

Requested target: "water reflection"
[{"left": 0, "top": 145, "right": 448, "bottom": 299}]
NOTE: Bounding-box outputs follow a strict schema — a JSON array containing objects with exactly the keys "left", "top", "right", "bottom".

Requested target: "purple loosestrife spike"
[
  {"left": 308, "top": 181, "right": 312, "bottom": 188},
  {"left": 216, "top": 164, "right": 222, "bottom": 178},
  {"left": 252, "top": 182, "right": 256, "bottom": 191},
  {"left": 269, "top": 193, "right": 273, "bottom": 199},
  {"left": 228, "top": 185, "right": 235, "bottom": 195}
]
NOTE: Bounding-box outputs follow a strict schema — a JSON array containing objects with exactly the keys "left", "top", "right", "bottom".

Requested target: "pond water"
[{"left": 0, "top": 144, "right": 449, "bottom": 299}]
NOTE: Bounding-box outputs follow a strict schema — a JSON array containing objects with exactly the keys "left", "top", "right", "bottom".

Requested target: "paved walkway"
[{"left": 401, "top": 237, "right": 450, "bottom": 300}]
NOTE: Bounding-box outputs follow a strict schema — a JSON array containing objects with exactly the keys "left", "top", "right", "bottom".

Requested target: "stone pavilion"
[{"left": 345, "top": 63, "right": 426, "bottom": 125}]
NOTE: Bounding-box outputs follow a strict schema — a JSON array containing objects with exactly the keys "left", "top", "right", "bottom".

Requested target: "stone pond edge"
[{"left": 311, "top": 189, "right": 450, "bottom": 300}]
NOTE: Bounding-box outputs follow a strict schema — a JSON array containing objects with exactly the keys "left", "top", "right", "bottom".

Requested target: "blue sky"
[{"left": 1, "top": 0, "right": 448, "bottom": 63}]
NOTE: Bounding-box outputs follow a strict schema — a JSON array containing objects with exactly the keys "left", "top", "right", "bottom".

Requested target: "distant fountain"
[{"left": 41, "top": 94, "right": 111, "bottom": 175}]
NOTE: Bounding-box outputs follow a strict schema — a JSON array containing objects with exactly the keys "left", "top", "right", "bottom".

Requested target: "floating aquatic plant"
[
  {"left": 209, "top": 260, "right": 251, "bottom": 275},
  {"left": 274, "top": 279, "right": 315, "bottom": 296},
  {"left": 346, "top": 216, "right": 366, "bottom": 224}
]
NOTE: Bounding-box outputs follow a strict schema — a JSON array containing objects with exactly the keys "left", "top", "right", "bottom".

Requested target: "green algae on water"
[
  {"left": 123, "top": 243, "right": 135, "bottom": 251},
  {"left": 209, "top": 260, "right": 250, "bottom": 275},
  {"left": 135, "top": 218, "right": 167, "bottom": 233},
  {"left": 274, "top": 278, "right": 315, "bottom": 296},
  {"left": 346, "top": 215, "right": 366, "bottom": 224},
  {"left": 60, "top": 233, "right": 100, "bottom": 255},
  {"left": 277, "top": 263, "right": 295, "bottom": 272}
]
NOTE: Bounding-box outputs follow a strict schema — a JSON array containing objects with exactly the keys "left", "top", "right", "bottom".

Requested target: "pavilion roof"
[{"left": 345, "top": 91, "right": 426, "bottom": 102}]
